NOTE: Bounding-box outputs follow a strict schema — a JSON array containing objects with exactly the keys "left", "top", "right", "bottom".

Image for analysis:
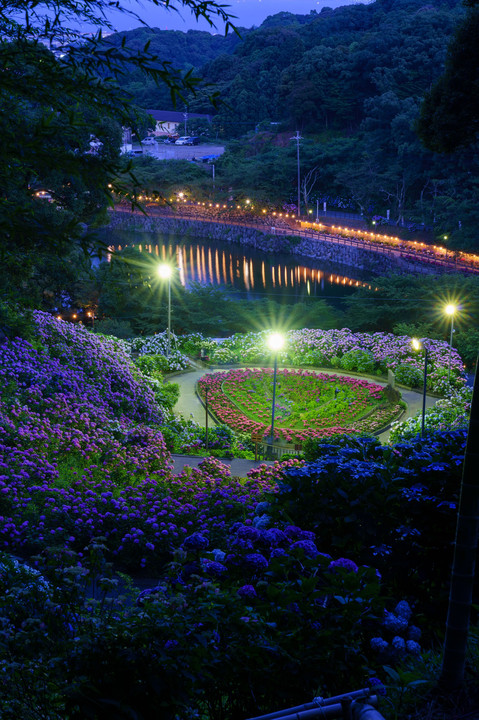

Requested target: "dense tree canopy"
[
  {"left": 418, "top": 0, "right": 479, "bottom": 152},
  {"left": 0, "top": 0, "right": 238, "bottom": 305}
]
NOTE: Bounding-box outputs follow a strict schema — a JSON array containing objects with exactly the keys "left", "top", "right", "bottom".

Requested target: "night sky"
[{"left": 101, "top": 0, "right": 364, "bottom": 34}]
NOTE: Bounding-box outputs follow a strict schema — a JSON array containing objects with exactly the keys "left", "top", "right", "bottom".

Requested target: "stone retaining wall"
[{"left": 105, "top": 211, "right": 440, "bottom": 276}]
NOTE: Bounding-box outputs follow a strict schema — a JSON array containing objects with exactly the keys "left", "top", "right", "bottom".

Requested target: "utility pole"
[
  {"left": 183, "top": 108, "right": 188, "bottom": 136},
  {"left": 290, "top": 131, "right": 302, "bottom": 219}
]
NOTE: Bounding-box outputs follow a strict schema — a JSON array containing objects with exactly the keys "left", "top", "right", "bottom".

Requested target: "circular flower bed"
[{"left": 198, "top": 368, "right": 402, "bottom": 442}]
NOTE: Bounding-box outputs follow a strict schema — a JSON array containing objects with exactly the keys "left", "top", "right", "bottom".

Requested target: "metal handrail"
[{"left": 245, "top": 688, "right": 385, "bottom": 720}]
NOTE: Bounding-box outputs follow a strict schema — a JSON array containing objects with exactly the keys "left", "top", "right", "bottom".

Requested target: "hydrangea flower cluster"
[{"left": 370, "top": 600, "right": 422, "bottom": 661}]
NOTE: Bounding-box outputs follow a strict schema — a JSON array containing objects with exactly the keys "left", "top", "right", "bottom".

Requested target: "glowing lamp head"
[
  {"left": 157, "top": 264, "right": 173, "bottom": 280},
  {"left": 267, "top": 332, "right": 285, "bottom": 353},
  {"left": 445, "top": 304, "right": 456, "bottom": 316},
  {"left": 411, "top": 338, "right": 421, "bottom": 351}
]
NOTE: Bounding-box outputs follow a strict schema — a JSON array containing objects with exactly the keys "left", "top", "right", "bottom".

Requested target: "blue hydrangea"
[
  {"left": 183, "top": 533, "right": 209, "bottom": 551},
  {"left": 252, "top": 514, "right": 270, "bottom": 530},
  {"left": 395, "top": 600, "right": 412, "bottom": 621},
  {"left": 392, "top": 636, "right": 406, "bottom": 652},
  {"left": 368, "top": 678, "right": 387, "bottom": 697},
  {"left": 407, "top": 625, "right": 422, "bottom": 642},
  {"left": 382, "top": 611, "right": 408, "bottom": 633},
  {"left": 254, "top": 501, "right": 270, "bottom": 516},
  {"left": 406, "top": 640, "right": 421, "bottom": 655},
  {"left": 270, "top": 548, "right": 287, "bottom": 559},
  {"left": 212, "top": 548, "right": 226, "bottom": 562},
  {"left": 370, "top": 637, "right": 389, "bottom": 652}
]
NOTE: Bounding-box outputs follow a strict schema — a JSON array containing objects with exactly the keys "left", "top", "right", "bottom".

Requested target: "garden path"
[{"left": 169, "top": 365, "right": 439, "bottom": 446}]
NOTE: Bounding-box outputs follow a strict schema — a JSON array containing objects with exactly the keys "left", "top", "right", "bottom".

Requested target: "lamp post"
[
  {"left": 204, "top": 386, "right": 209, "bottom": 452},
  {"left": 412, "top": 338, "right": 428, "bottom": 438},
  {"left": 157, "top": 263, "right": 173, "bottom": 357},
  {"left": 445, "top": 304, "right": 456, "bottom": 384},
  {"left": 290, "top": 131, "right": 302, "bottom": 219},
  {"left": 267, "top": 332, "right": 285, "bottom": 456}
]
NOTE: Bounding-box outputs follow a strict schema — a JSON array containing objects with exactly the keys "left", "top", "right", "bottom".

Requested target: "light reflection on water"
[{"left": 107, "top": 232, "right": 372, "bottom": 299}]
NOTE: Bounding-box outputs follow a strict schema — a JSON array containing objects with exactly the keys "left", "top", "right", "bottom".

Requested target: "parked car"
[
  {"left": 141, "top": 137, "right": 157, "bottom": 145},
  {"left": 163, "top": 136, "right": 178, "bottom": 144},
  {"left": 187, "top": 136, "right": 200, "bottom": 145},
  {"left": 175, "top": 136, "right": 191, "bottom": 145}
]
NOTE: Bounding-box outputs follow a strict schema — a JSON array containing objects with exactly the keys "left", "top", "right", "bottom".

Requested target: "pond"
[{"left": 105, "top": 229, "right": 374, "bottom": 301}]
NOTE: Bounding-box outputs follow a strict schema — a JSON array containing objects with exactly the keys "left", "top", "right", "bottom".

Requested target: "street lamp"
[
  {"left": 290, "top": 131, "right": 302, "bottom": 219},
  {"left": 412, "top": 338, "right": 428, "bottom": 438},
  {"left": 204, "top": 386, "right": 209, "bottom": 452},
  {"left": 157, "top": 263, "right": 173, "bottom": 357},
  {"left": 267, "top": 332, "right": 285, "bottom": 455},
  {"left": 444, "top": 304, "right": 457, "bottom": 384}
]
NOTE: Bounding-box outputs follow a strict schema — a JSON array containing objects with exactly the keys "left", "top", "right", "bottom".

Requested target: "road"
[{"left": 142, "top": 143, "right": 225, "bottom": 161}]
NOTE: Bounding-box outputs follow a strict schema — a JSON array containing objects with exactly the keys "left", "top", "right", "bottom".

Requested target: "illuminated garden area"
[
  {"left": 0, "top": 310, "right": 475, "bottom": 718},
  {"left": 198, "top": 368, "right": 403, "bottom": 441},
  {"left": 3, "top": 0, "right": 479, "bottom": 713}
]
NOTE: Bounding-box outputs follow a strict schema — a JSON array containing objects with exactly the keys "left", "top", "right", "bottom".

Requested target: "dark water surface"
[{"left": 105, "top": 230, "right": 375, "bottom": 302}]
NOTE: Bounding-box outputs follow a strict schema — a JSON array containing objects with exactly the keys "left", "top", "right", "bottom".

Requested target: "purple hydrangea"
[
  {"left": 264, "top": 528, "right": 287, "bottom": 547},
  {"left": 284, "top": 526, "right": 315, "bottom": 542},
  {"left": 270, "top": 548, "right": 288, "bottom": 559},
  {"left": 237, "top": 584, "right": 257, "bottom": 600},
  {"left": 243, "top": 553, "right": 269, "bottom": 573},
  {"left": 291, "top": 540, "right": 319, "bottom": 558},
  {"left": 201, "top": 559, "right": 227, "bottom": 577},
  {"left": 237, "top": 525, "right": 261, "bottom": 542},
  {"left": 328, "top": 558, "right": 358, "bottom": 573}
]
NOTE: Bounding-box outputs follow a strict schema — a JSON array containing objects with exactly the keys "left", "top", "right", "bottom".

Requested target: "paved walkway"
[
  {"left": 167, "top": 365, "right": 439, "bottom": 475},
  {"left": 170, "top": 453, "right": 275, "bottom": 475}
]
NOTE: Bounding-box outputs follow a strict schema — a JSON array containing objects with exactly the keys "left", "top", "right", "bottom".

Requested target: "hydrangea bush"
[
  {"left": 389, "top": 387, "right": 471, "bottom": 441},
  {"left": 196, "top": 328, "right": 465, "bottom": 393},
  {"left": 0, "top": 314, "right": 472, "bottom": 718},
  {"left": 129, "top": 331, "right": 191, "bottom": 372}
]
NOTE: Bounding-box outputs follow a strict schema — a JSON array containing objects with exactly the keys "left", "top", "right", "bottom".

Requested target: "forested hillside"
[
  {"left": 105, "top": 26, "right": 244, "bottom": 109},
  {"left": 114, "top": 0, "right": 479, "bottom": 250}
]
